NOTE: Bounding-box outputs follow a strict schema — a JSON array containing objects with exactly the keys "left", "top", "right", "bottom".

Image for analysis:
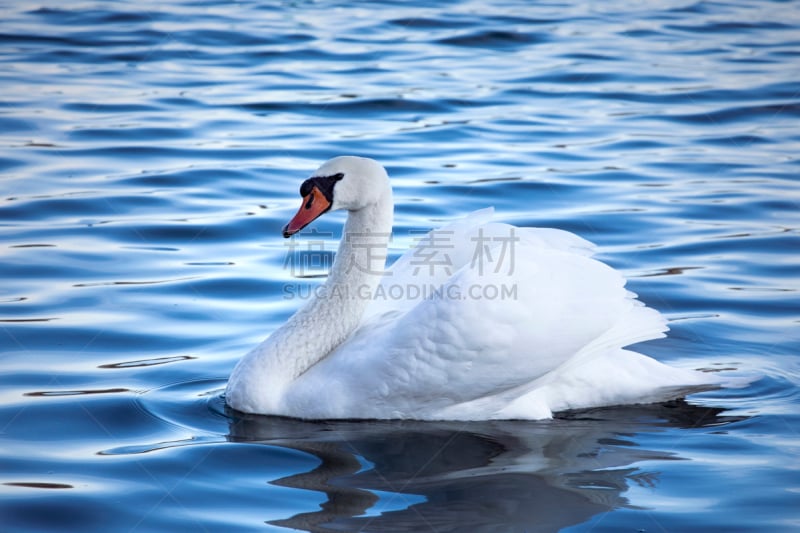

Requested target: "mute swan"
[{"left": 225, "top": 156, "right": 716, "bottom": 420}]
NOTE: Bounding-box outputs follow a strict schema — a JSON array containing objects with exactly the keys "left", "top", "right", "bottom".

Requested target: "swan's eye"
[{"left": 300, "top": 173, "right": 343, "bottom": 203}]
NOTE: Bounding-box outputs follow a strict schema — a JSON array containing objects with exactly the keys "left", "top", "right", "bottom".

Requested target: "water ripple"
[{"left": 1, "top": 0, "right": 798, "bottom": 531}]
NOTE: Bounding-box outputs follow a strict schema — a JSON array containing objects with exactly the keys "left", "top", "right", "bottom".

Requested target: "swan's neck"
[{"left": 266, "top": 190, "right": 393, "bottom": 385}]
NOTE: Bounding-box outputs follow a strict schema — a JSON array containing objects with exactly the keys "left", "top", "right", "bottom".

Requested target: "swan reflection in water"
[{"left": 227, "top": 401, "right": 742, "bottom": 532}]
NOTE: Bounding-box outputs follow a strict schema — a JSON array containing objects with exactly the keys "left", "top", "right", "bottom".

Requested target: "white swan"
[{"left": 226, "top": 156, "right": 716, "bottom": 420}]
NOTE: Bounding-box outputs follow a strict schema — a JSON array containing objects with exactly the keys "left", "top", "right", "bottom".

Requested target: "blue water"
[{"left": 1, "top": 0, "right": 799, "bottom": 530}]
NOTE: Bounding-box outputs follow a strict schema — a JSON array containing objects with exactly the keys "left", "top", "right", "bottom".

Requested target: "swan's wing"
[
  {"left": 361, "top": 208, "right": 494, "bottom": 321},
  {"left": 288, "top": 238, "right": 669, "bottom": 420},
  {"left": 363, "top": 209, "right": 596, "bottom": 322}
]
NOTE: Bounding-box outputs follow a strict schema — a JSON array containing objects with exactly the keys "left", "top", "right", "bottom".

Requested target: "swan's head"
[{"left": 282, "top": 156, "right": 390, "bottom": 237}]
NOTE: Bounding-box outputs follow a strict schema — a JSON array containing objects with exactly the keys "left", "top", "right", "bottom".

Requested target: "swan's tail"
[{"left": 494, "top": 303, "right": 719, "bottom": 419}]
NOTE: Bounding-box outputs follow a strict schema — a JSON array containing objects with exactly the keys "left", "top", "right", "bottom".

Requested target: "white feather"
[{"left": 226, "top": 157, "right": 718, "bottom": 420}]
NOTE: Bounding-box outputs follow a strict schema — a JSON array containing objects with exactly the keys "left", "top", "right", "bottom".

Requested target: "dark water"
[{"left": 1, "top": 0, "right": 799, "bottom": 531}]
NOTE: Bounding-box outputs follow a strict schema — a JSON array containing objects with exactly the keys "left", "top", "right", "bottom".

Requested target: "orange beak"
[{"left": 282, "top": 186, "right": 331, "bottom": 237}]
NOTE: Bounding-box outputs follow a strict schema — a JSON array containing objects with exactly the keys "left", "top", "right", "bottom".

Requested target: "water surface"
[{"left": 1, "top": 0, "right": 799, "bottom": 531}]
